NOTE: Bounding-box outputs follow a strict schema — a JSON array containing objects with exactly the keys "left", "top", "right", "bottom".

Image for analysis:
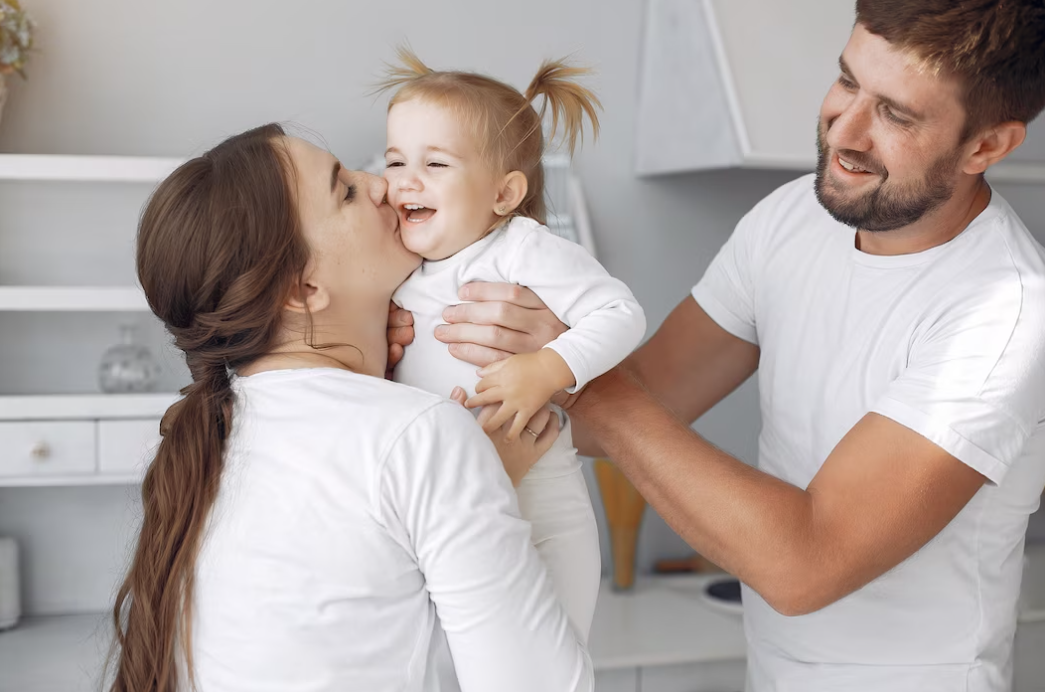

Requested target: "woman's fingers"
[
  {"left": 532, "top": 414, "right": 560, "bottom": 457},
  {"left": 482, "top": 404, "right": 516, "bottom": 434},
  {"left": 523, "top": 405, "right": 552, "bottom": 436},
  {"left": 507, "top": 414, "right": 530, "bottom": 442},
  {"left": 449, "top": 386, "right": 467, "bottom": 406},
  {"left": 388, "top": 304, "right": 414, "bottom": 327}
]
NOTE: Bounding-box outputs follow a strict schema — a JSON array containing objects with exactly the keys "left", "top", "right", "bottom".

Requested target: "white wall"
[{"left": 0, "top": 0, "right": 1042, "bottom": 614}]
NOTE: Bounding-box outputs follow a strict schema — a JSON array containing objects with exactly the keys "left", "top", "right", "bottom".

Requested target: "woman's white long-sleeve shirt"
[
  {"left": 185, "top": 368, "right": 593, "bottom": 692},
  {"left": 393, "top": 216, "right": 646, "bottom": 399}
]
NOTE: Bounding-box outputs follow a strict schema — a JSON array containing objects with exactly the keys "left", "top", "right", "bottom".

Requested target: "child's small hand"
[
  {"left": 451, "top": 386, "right": 560, "bottom": 486},
  {"left": 465, "top": 349, "right": 575, "bottom": 440}
]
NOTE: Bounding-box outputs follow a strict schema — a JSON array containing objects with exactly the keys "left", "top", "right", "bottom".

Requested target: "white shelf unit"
[
  {"left": 0, "top": 394, "right": 179, "bottom": 488},
  {"left": 0, "top": 393, "right": 177, "bottom": 422},
  {"left": 0, "top": 154, "right": 183, "bottom": 183},
  {"left": 0, "top": 154, "right": 171, "bottom": 315},
  {"left": 0, "top": 286, "right": 149, "bottom": 312},
  {"left": 0, "top": 154, "right": 183, "bottom": 488}
]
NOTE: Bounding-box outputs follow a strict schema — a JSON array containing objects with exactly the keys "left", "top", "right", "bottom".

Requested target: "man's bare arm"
[
  {"left": 570, "top": 368, "right": 987, "bottom": 615},
  {"left": 625, "top": 296, "right": 760, "bottom": 423},
  {"left": 435, "top": 285, "right": 760, "bottom": 455}
]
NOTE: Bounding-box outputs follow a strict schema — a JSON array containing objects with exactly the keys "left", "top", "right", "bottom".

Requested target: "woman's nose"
[{"left": 362, "top": 173, "right": 389, "bottom": 207}]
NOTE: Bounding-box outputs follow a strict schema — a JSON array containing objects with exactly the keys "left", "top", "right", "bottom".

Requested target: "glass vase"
[{"left": 98, "top": 324, "right": 162, "bottom": 393}]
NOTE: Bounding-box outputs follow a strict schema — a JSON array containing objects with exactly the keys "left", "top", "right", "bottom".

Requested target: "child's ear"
[{"left": 494, "top": 171, "right": 529, "bottom": 217}]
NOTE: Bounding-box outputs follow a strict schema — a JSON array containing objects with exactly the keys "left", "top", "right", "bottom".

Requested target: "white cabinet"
[
  {"left": 0, "top": 421, "right": 95, "bottom": 479},
  {"left": 635, "top": 0, "right": 1045, "bottom": 183},
  {"left": 97, "top": 418, "right": 162, "bottom": 477},
  {"left": 0, "top": 394, "right": 177, "bottom": 486},
  {"left": 0, "top": 154, "right": 184, "bottom": 486}
]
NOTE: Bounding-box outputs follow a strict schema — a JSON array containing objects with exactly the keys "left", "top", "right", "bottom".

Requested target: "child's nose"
[{"left": 397, "top": 167, "right": 423, "bottom": 192}]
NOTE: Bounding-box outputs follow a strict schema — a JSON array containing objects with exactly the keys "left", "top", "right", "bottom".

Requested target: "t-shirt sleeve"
[
  {"left": 378, "top": 401, "right": 593, "bottom": 692},
  {"left": 871, "top": 270, "right": 1045, "bottom": 484},
  {"left": 505, "top": 222, "right": 646, "bottom": 392},
  {"left": 691, "top": 206, "right": 762, "bottom": 345}
]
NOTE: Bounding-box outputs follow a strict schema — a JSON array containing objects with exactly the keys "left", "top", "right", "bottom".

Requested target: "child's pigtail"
[
  {"left": 524, "top": 59, "right": 602, "bottom": 156},
  {"left": 371, "top": 45, "right": 435, "bottom": 97}
]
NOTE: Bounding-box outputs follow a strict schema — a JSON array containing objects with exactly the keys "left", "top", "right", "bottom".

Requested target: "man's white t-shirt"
[
  {"left": 693, "top": 174, "right": 1045, "bottom": 692},
  {"left": 184, "top": 368, "right": 593, "bottom": 692}
]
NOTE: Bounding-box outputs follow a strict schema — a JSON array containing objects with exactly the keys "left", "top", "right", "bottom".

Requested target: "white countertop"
[
  {"left": 0, "top": 575, "right": 744, "bottom": 691},
  {"left": 590, "top": 574, "right": 745, "bottom": 670}
]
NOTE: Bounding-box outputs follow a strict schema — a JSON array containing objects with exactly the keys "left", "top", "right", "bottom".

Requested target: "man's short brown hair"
[{"left": 856, "top": 0, "right": 1045, "bottom": 141}]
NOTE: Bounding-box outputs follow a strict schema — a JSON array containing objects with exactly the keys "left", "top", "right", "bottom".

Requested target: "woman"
[{"left": 107, "top": 124, "right": 593, "bottom": 692}]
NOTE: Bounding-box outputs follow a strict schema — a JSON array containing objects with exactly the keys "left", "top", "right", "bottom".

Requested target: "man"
[{"left": 389, "top": 1, "right": 1045, "bottom": 689}]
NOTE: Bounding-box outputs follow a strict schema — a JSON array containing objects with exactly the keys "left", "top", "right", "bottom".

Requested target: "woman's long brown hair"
[{"left": 108, "top": 124, "right": 310, "bottom": 692}]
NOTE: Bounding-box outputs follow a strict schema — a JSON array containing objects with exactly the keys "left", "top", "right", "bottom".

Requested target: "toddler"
[{"left": 381, "top": 49, "right": 646, "bottom": 647}]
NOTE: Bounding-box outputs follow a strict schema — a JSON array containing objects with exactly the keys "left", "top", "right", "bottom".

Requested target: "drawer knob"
[{"left": 29, "top": 441, "right": 51, "bottom": 461}]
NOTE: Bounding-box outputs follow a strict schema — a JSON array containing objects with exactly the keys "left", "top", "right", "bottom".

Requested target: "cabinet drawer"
[
  {"left": 0, "top": 421, "right": 96, "bottom": 477},
  {"left": 98, "top": 419, "right": 161, "bottom": 477}
]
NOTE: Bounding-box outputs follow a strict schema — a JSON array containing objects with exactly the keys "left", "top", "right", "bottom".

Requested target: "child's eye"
[
  {"left": 385, "top": 161, "right": 403, "bottom": 168},
  {"left": 428, "top": 162, "right": 448, "bottom": 168}
]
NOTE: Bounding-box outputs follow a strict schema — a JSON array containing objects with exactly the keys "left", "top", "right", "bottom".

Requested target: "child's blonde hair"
[{"left": 375, "top": 47, "right": 601, "bottom": 225}]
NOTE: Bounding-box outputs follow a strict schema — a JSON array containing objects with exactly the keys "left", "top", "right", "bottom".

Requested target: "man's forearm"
[{"left": 571, "top": 367, "right": 821, "bottom": 613}]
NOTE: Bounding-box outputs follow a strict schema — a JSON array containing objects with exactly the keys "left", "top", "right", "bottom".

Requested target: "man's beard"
[{"left": 814, "top": 124, "right": 962, "bottom": 232}]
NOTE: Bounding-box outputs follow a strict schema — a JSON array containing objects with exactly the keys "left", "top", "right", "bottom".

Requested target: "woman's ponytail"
[{"left": 109, "top": 123, "right": 308, "bottom": 692}]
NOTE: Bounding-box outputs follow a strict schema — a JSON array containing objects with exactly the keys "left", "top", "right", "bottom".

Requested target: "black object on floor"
[{"left": 705, "top": 577, "right": 742, "bottom": 603}]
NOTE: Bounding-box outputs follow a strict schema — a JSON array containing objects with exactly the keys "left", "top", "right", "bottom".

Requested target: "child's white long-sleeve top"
[{"left": 393, "top": 216, "right": 646, "bottom": 400}]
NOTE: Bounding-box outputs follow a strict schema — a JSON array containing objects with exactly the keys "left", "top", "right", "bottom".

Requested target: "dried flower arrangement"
[{"left": 0, "top": 0, "right": 34, "bottom": 78}]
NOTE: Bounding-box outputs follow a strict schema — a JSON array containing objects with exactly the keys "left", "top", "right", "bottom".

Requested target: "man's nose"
[{"left": 826, "top": 98, "right": 873, "bottom": 153}]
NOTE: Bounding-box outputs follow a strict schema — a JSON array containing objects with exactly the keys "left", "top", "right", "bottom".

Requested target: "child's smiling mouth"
[{"left": 402, "top": 204, "right": 437, "bottom": 224}]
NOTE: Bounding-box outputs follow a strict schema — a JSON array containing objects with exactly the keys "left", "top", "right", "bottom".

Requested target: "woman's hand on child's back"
[
  {"left": 450, "top": 386, "right": 560, "bottom": 486},
  {"left": 385, "top": 301, "right": 415, "bottom": 379}
]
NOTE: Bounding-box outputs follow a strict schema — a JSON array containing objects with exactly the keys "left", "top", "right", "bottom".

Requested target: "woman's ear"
[
  {"left": 494, "top": 171, "right": 529, "bottom": 216},
  {"left": 283, "top": 278, "right": 330, "bottom": 314},
  {"left": 963, "top": 121, "right": 1027, "bottom": 175}
]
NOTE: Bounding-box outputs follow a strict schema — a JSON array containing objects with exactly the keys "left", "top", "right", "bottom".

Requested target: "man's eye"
[
  {"left": 882, "top": 106, "right": 910, "bottom": 126},
  {"left": 838, "top": 75, "right": 856, "bottom": 90}
]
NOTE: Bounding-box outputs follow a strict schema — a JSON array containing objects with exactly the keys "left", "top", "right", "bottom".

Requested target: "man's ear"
[
  {"left": 963, "top": 121, "right": 1027, "bottom": 175},
  {"left": 284, "top": 278, "right": 330, "bottom": 314},
  {"left": 493, "top": 171, "right": 529, "bottom": 217}
]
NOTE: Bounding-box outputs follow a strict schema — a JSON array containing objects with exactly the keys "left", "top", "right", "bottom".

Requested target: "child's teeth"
[{"left": 404, "top": 204, "right": 426, "bottom": 210}]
